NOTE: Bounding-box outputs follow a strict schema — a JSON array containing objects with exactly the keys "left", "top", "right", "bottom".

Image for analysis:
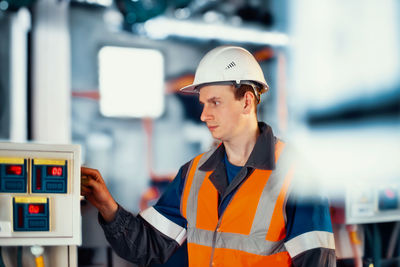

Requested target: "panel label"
[
  {"left": 0, "top": 157, "right": 25, "bottom": 164},
  {"left": 14, "top": 197, "right": 48, "bottom": 203},
  {"left": 34, "top": 159, "right": 66, "bottom": 166}
]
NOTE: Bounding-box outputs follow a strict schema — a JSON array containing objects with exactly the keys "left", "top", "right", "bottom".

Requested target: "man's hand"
[{"left": 81, "top": 167, "right": 118, "bottom": 222}]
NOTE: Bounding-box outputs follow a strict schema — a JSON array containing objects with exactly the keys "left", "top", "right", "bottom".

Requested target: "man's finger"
[
  {"left": 81, "top": 167, "right": 102, "bottom": 182},
  {"left": 81, "top": 177, "right": 101, "bottom": 191},
  {"left": 81, "top": 174, "right": 91, "bottom": 184},
  {"left": 80, "top": 186, "right": 92, "bottom": 195}
]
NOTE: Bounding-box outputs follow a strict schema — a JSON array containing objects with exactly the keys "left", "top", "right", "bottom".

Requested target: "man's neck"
[{"left": 223, "top": 120, "right": 259, "bottom": 166}]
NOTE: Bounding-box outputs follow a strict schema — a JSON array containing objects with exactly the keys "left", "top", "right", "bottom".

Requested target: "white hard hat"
[{"left": 180, "top": 46, "right": 269, "bottom": 95}]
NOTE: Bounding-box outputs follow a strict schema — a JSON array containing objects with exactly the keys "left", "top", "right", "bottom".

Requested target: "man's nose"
[{"left": 200, "top": 106, "right": 208, "bottom": 122}]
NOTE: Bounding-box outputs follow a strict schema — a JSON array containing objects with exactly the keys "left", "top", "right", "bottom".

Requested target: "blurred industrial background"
[{"left": 0, "top": 0, "right": 399, "bottom": 266}]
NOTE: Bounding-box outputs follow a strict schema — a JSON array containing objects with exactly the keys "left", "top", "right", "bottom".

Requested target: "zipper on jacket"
[
  {"left": 208, "top": 170, "right": 251, "bottom": 267},
  {"left": 209, "top": 217, "right": 223, "bottom": 267}
]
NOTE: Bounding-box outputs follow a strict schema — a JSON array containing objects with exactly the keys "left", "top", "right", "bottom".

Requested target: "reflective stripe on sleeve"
[
  {"left": 140, "top": 207, "right": 187, "bottom": 245},
  {"left": 284, "top": 231, "right": 335, "bottom": 258}
]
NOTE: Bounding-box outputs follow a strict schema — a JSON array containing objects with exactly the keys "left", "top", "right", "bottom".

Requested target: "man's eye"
[{"left": 214, "top": 101, "right": 220, "bottom": 105}]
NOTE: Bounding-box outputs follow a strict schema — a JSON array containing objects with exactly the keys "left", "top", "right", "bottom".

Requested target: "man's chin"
[
  {"left": 210, "top": 133, "right": 222, "bottom": 140},
  {"left": 211, "top": 133, "right": 225, "bottom": 142}
]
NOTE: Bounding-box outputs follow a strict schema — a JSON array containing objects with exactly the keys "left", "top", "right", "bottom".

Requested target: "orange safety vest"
[{"left": 180, "top": 140, "right": 295, "bottom": 267}]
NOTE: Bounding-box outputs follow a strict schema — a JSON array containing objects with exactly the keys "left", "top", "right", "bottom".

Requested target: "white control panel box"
[
  {"left": 331, "top": 180, "right": 400, "bottom": 224},
  {"left": 0, "top": 142, "right": 81, "bottom": 246}
]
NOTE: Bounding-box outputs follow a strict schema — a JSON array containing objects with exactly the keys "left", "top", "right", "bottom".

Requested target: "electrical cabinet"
[{"left": 0, "top": 142, "right": 81, "bottom": 246}]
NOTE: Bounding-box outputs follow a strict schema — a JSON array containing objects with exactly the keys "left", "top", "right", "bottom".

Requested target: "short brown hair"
[{"left": 234, "top": 84, "right": 259, "bottom": 113}]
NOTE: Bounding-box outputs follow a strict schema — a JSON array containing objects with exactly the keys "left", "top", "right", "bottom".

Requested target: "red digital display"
[
  {"left": 47, "top": 166, "right": 63, "bottom": 176},
  {"left": 385, "top": 189, "right": 396, "bottom": 199},
  {"left": 6, "top": 165, "right": 23, "bottom": 175},
  {"left": 28, "top": 204, "right": 45, "bottom": 214}
]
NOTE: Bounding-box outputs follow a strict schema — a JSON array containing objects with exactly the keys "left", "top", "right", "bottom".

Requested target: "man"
[{"left": 81, "top": 46, "right": 336, "bottom": 266}]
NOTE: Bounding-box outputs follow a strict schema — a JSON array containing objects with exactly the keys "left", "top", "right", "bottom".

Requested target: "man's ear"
[{"left": 243, "top": 91, "right": 255, "bottom": 114}]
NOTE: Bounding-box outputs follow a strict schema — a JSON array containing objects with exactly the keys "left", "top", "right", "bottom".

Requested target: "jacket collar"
[{"left": 199, "top": 122, "right": 277, "bottom": 171}]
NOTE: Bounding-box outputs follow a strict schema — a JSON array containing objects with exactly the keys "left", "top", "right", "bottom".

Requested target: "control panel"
[
  {"left": 0, "top": 158, "right": 28, "bottom": 193},
  {"left": 330, "top": 180, "right": 400, "bottom": 224},
  {"left": 0, "top": 143, "right": 81, "bottom": 246},
  {"left": 13, "top": 197, "right": 50, "bottom": 232},
  {"left": 32, "top": 159, "right": 68, "bottom": 193}
]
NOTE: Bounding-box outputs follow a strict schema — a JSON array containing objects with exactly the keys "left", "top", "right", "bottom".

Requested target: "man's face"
[{"left": 199, "top": 84, "right": 244, "bottom": 141}]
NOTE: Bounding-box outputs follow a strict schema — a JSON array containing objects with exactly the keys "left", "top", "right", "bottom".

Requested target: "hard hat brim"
[
  {"left": 179, "top": 84, "right": 200, "bottom": 94},
  {"left": 179, "top": 80, "right": 269, "bottom": 95}
]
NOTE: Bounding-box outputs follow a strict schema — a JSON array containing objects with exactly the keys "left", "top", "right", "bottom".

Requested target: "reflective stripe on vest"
[{"left": 180, "top": 140, "right": 295, "bottom": 267}]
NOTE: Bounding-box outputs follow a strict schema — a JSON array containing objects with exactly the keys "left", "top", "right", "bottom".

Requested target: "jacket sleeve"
[
  {"left": 292, "top": 248, "right": 336, "bottom": 267},
  {"left": 284, "top": 184, "right": 336, "bottom": 267},
  {"left": 99, "top": 163, "right": 190, "bottom": 266},
  {"left": 99, "top": 205, "right": 181, "bottom": 266}
]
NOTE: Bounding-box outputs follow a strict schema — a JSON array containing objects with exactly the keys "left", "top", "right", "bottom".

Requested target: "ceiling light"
[{"left": 144, "top": 17, "right": 289, "bottom": 46}]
